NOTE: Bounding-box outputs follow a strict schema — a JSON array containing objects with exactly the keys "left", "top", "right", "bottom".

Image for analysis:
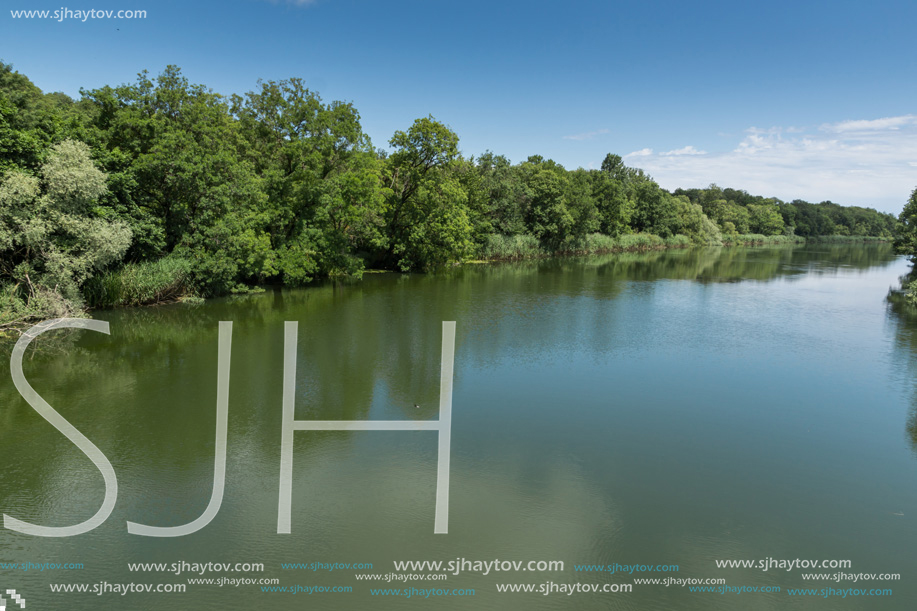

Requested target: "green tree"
[
  {"left": 566, "top": 168, "right": 600, "bottom": 239},
  {"left": 895, "top": 187, "right": 917, "bottom": 257},
  {"left": 234, "top": 77, "right": 382, "bottom": 280},
  {"left": 1, "top": 140, "right": 131, "bottom": 319},
  {"left": 383, "top": 116, "right": 471, "bottom": 270},
  {"left": 592, "top": 154, "right": 635, "bottom": 236},
  {"left": 475, "top": 152, "right": 527, "bottom": 235},
  {"left": 85, "top": 67, "right": 274, "bottom": 293},
  {"left": 524, "top": 168, "right": 573, "bottom": 247},
  {"left": 672, "top": 196, "right": 722, "bottom": 244},
  {"left": 747, "top": 203, "right": 785, "bottom": 235},
  {"left": 630, "top": 173, "right": 678, "bottom": 237}
]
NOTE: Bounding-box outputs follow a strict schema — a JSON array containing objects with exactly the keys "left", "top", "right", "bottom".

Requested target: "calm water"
[{"left": 2, "top": 244, "right": 917, "bottom": 610}]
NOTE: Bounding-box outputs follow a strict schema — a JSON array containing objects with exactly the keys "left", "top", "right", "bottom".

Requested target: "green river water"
[{"left": 1, "top": 243, "right": 916, "bottom": 610}]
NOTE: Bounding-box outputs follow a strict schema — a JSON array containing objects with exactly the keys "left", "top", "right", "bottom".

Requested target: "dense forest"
[{"left": 0, "top": 63, "right": 900, "bottom": 326}]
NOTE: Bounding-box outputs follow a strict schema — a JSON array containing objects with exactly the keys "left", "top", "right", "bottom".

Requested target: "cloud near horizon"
[
  {"left": 563, "top": 129, "right": 609, "bottom": 141},
  {"left": 624, "top": 115, "right": 917, "bottom": 213},
  {"left": 660, "top": 145, "right": 706, "bottom": 156}
]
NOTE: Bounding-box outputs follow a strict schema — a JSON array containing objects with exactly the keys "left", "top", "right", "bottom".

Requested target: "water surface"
[{"left": 2, "top": 244, "right": 916, "bottom": 609}]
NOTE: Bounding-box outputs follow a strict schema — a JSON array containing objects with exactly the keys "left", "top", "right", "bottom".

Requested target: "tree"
[
  {"left": 630, "top": 173, "right": 678, "bottom": 237},
  {"left": 234, "top": 77, "right": 382, "bottom": 280},
  {"left": 84, "top": 67, "right": 277, "bottom": 293},
  {"left": 672, "top": 196, "right": 722, "bottom": 244},
  {"left": 524, "top": 168, "right": 573, "bottom": 248},
  {"left": 0, "top": 140, "right": 131, "bottom": 317},
  {"left": 593, "top": 154, "right": 635, "bottom": 236},
  {"left": 474, "top": 152, "right": 527, "bottom": 235},
  {"left": 383, "top": 116, "right": 471, "bottom": 270},
  {"left": 895, "top": 187, "right": 917, "bottom": 257},
  {"left": 747, "top": 203, "right": 785, "bottom": 235},
  {"left": 566, "top": 168, "right": 600, "bottom": 239}
]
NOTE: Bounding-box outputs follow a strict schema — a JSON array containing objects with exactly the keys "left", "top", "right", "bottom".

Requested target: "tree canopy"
[{"left": 0, "top": 62, "right": 901, "bottom": 325}]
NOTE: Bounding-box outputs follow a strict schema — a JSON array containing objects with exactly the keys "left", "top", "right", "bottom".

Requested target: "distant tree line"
[{"left": 0, "top": 63, "right": 899, "bottom": 325}]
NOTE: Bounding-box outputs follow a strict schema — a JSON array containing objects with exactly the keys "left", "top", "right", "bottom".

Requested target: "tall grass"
[
  {"left": 83, "top": 256, "right": 194, "bottom": 308},
  {"left": 560, "top": 232, "right": 665, "bottom": 254},
  {"left": 477, "top": 232, "right": 670, "bottom": 260},
  {"left": 477, "top": 234, "right": 545, "bottom": 260},
  {"left": 726, "top": 234, "right": 805, "bottom": 246},
  {"left": 806, "top": 235, "right": 890, "bottom": 243},
  {"left": 664, "top": 234, "right": 693, "bottom": 248},
  {"left": 614, "top": 233, "right": 666, "bottom": 250},
  {"left": 474, "top": 231, "right": 882, "bottom": 263},
  {"left": 559, "top": 233, "right": 619, "bottom": 253}
]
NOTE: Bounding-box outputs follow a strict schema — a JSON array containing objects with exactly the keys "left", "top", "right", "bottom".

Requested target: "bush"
[{"left": 1, "top": 282, "right": 82, "bottom": 329}]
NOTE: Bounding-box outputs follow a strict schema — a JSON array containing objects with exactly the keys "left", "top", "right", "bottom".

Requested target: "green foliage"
[
  {"left": 392, "top": 173, "right": 474, "bottom": 271},
  {"left": 676, "top": 185, "right": 895, "bottom": 239},
  {"left": 807, "top": 235, "right": 889, "bottom": 244},
  {"left": 82, "top": 256, "right": 193, "bottom": 307},
  {"left": 474, "top": 152, "right": 527, "bottom": 235},
  {"left": 383, "top": 116, "right": 471, "bottom": 270},
  {"left": 0, "top": 64, "right": 901, "bottom": 326},
  {"left": 664, "top": 234, "right": 693, "bottom": 247},
  {"left": 747, "top": 203, "right": 785, "bottom": 235},
  {"left": 728, "top": 234, "right": 804, "bottom": 246},
  {"left": 566, "top": 233, "right": 618, "bottom": 253},
  {"left": 672, "top": 196, "right": 723, "bottom": 245},
  {"left": 615, "top": 233, "right": 665, "bottom": 250},
  {"left": 0, "top": 140, "right": 131, "bottom": 319},
  {"left": 477, "top": 234, "right": 544, "bottom": 259},
  {"left": 524, "top": 168, "right": 574, "bottom": 247},
  {"left": 233, "top": 77, "right": 380, "bottom": 280},
  {"left": 592, "top": 155, "right": 635, "bottom": 236},
  {"left": 894, "top": 187, "right": 917, "bottom": 257}
]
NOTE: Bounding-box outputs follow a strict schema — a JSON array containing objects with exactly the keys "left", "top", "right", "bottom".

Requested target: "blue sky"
[{"left": 4, "top": 0, "right": 916, "bottom": 212}]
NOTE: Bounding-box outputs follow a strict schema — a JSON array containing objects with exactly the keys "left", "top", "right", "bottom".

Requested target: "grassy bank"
[
  {"left": 476, "top": 233, "right": 697, "bottom": 261},
  {"left": 473, "top": 232, "right": 840, "bottom": 262},
  {"left": 805, "top": 235, "right": 891, "bottom": 244},
  {"left": 0, "top": 234, "right": 893, "bottom": 335}
]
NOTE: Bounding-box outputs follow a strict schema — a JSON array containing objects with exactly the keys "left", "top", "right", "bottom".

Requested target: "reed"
[{"left": 83, "top": 256, "right": 194, "bottom": 308}]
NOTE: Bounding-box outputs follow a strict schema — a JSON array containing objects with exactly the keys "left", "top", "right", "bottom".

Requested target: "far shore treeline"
[{"left": 0, "top": 63, "right": 904, "bottom": 326}]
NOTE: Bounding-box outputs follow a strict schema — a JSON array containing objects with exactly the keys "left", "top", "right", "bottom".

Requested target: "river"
[{"left": 1, "top": 243, "right": 915, "bottom": 609}]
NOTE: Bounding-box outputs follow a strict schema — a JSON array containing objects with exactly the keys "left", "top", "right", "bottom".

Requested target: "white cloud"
[
  {"left": 624, "top": 115, "right": 917, "bottom": 213},
  {"left": 660, "top": 145, "right": 706, "bottom": 156},
  {"left": 563, "top": 128, "right": 609, "bottom": 141},
  {"left": 822, "top": 115, "right": 917, "bottom": 133}
]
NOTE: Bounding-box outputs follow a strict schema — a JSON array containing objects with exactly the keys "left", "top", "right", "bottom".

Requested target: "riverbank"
[
  {"left": 473, "top": 232, "right": 888, "bottom": 262},
  {"left": 0, "top": 234, "right": 893, "bottom": 335}
]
